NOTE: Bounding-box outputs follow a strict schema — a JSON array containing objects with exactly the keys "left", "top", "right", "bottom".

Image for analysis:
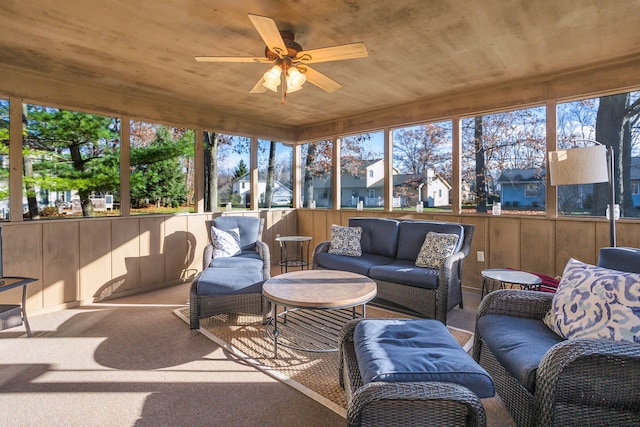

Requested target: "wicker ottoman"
[
  {"left": 339, "top": 318, "right": 493, "bottom": 427},
  {"left": 0, "top": 304, "right": 23, "bottom": 331}
]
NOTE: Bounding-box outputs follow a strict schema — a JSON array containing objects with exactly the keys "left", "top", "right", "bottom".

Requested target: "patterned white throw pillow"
[
  {"left": 415, "top": 232, "right": 459, "bottom": 269},
  {"left": 328, "top": 225, "right": 362, "bottom": 256},
  {"left": 211, "top": 227, "right": 241, "bottom": 258},
  {"left": 543, "top": 258, "right": 640, "bottom": 343}
]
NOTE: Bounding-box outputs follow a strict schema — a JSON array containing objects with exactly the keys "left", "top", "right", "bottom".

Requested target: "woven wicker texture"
[{"left": 176, "top": 306, "right": 473, "bottom": 412}]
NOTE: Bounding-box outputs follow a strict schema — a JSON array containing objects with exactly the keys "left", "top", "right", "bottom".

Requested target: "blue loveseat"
[
  {"left": 312, "top": 217, "right": 475, "bottom": 324},
  {"left": 473, "top": 247, "right": 640, "bottom": 426}
]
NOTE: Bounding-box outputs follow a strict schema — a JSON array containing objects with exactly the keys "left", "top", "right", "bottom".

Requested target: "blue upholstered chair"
[
  {"left": 189, "top": 216, "right": 271, "bottom": 329},
  {"left": 473, "top": 247, "right": 640, "bottom": 426}
]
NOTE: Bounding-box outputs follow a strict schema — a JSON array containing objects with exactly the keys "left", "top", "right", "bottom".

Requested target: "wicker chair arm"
[
  {"left": 477, "top": 289, "right": 553, "bottom": 319},
  {"left": 311, "top": 240, "right": 331, "bottom": 269},
  {"left": 202, "top": 244, "right": 214, "bottom": 271},
  {"left": 347, "top": 381, "right": 486, "bottom": 427},
  {"left": 536, "top": 338, "right": 640, "bottom": 426},
  {"left": 434, "top": 250, "right": 466, "bottom": 323},
  {"left": 255, "top": 240, "right": 271, "bottom": 280}
]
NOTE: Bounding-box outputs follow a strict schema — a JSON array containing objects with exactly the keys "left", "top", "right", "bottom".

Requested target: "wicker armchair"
[
  {"left": 340, "top": 319, "right": 487, "bottom": 427},
  {"left": 473, "top": 247, "right": 640, "bottom": 426},
  {"left": 189, "top": 216, "right": 270, "bottom": 329}
]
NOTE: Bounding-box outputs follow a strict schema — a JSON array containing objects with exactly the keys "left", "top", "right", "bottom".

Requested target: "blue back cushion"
[
  {"left": 598, "top": 247, "right": 640, "bottom": 273},
  {"left": 396, "top": 221, "right": 464, "bottom": 261},
  {"left": 213, "top": 216, "right": 261, "bottom": 251},
  {"left": 349, "top": 217, "right": 399, "bottom": 258}
]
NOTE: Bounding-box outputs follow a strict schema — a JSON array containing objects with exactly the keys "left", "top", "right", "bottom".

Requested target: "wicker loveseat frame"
[
  {"left": 313, "top": 218, "right": 475, "bottom": 324},
  {"left": 339, "top": 319, "right": 487, "bottom": 427},
  {"left": 473, "top": 247, "right": 640, "bottom": 426}
]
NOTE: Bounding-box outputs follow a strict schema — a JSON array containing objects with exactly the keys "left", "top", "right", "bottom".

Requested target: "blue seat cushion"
[
  {"left": 368, "top": 259, "right": 439, "bottom": 289},
  {"left": 315, "top": 252, "right": 394, "bottom": 275},
  {"left": 477, "top": 314, "right": 564, "bottom": 392},
  {"left": 396, "top": 221, "right": 464, "bottom": 261},
  {"left": 196, "top": 267, "right": 263, "bottom": 296},
  {"left": 210, "top": 252, "right": 263, "bottom": 269},
  {"left": 349, "top": 217, "right": 399, "bottom": 258},
  {"left": 354, "top": 319, "right": 495, "bottom": 398}
]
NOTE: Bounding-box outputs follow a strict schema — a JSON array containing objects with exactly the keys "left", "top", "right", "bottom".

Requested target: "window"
[
  {"left": 525, "top": 184, "right": 539, "bottom": 197},
  {"left": 392, "top": 121, "right": 453, "bottom": 211},
  {"left": 130, "top": 120, "right": 194, "bottom": 215},
  {"left": 301, "top": 140, "right": 333, "bottom": 208},
  {"left": 462, "top": 106, "right": 546, "bottom": 214},
  {"left": 632, "top": 181, "right": 639, "bottom": 195},
  {"left": 203, "top": 132, "right": 250, "bottom": 211},
  {"left": 23, "top": 104, "right": 120, "bottom": 219},
  {"left": 340, "top": 131, "right": 384, "bottom": 208},
  {"left": 258, "top": 140, "right": 293, "bottom": 208},
  {"left": 557, "top": 91, "right": 640, "bottom": 218},
  {"left": 0, "top": 99, "right": 9, "bottom": 220}
]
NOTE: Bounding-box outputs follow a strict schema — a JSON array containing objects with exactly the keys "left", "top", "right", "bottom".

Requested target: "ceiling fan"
[{"left": 195, "top": 13, "right": 368, "bottom": 102}]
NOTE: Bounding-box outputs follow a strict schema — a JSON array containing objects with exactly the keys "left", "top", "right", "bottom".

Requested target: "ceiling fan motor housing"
[{"left": 265, "top": 30, "right": 303, "bottom": 60}]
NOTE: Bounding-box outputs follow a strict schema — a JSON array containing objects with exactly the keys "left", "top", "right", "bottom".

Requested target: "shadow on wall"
[{"left": 93, "top": 231, "right": 197, "bottom": 301}]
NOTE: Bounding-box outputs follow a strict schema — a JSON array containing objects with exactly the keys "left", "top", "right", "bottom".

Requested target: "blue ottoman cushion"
[
  {"left": 477, "top": 314, "right": 563, "bottom": 392},
  {"left": 196, "top": 267, "right": 263, "bottom": 296},
  {"left": 354, "top": 319, "right": 495, "bottom": 398}
]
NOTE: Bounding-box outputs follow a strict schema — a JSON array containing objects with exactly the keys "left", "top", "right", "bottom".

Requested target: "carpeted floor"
[
  {"left": 174, "top": 306, "right": 475, "bottom": 417},
  {"left": 0, "top": 281, "right": 515, "bottom": 426}
]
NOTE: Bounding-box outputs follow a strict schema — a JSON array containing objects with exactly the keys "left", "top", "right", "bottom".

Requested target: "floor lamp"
[{"left": 548, "top": 141, "right": 616, "bottom": 247}]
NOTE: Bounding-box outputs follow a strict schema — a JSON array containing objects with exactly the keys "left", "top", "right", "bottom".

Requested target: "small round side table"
[
  {"left": 275, "top": 235, "right": 312, "bottom": 273},
  {"left": 481, "top": 268, "right": 542, "bottom": 298}
]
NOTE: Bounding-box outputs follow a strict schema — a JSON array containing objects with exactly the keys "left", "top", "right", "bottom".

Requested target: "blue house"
[{"left": 496, "top": 168, "right": 546, "bottom": 208}]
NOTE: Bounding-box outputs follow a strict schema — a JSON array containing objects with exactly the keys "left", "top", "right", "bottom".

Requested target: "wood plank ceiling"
[{"left": 0, "top": 0, "right": 639, "bottom": 139}]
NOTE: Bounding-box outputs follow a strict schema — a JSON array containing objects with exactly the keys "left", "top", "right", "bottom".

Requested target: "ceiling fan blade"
[
  {"left": 295, "top": 42, "right": 368, "bottom": 64},
  {"left": 248, "top": 14, "right": 288, "bottom": 58},
  {"left": 250, "top": 77, "right": 268, "bottom": 93},
  {"left": 195, "top": 56, "right": 271, "bottom": 63},
  {"left": 298, "top": 65, "right": 343, "bottom": 93}
]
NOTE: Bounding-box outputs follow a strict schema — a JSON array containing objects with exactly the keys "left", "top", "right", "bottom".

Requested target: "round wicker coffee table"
[{"left": 262, "top": 270, "right": 377, "bottom": 358}]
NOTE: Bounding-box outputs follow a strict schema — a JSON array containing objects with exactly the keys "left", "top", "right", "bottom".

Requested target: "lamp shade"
[{"left": 548, "top": 145, "right": 609, "bottom": 186}]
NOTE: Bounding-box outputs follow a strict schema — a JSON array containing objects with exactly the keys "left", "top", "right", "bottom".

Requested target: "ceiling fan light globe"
[
  {"left": 287, "top": 67, "right": 306, "bottom": 89},
  {"left": 262, "top": 80, "right": 279, "bottom": 92},
  {"left": 263, "top": 65, "right": 282, "bottom": 86},
  {"left": 286, "top": 84, "right": 303, "bottom": 93}
]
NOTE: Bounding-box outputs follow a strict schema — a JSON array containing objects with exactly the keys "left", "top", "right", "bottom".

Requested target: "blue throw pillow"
[{"left": 543, "top": 258, "right": 640, "bottom": 343}]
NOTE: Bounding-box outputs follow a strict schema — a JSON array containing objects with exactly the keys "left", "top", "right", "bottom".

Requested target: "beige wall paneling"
[
  {"left": 488, "top": 217, "right": 520, "bottom": 270},
  {"left": 555, "top": 220, "right": 597, "bottom": 276},
  {"left": 615, "top": 221, "right": 640, "bottom": 248},
  {"left": 459, "top": 216, "right": 487, "bottom": 292},
  {"left": 1, "top": 223, "right": 43, "bottom": 310},
  {"left": 296, "top": 210, "right": 315, "bottom": 248},
  {"left": 110, "top": 218, "right": 141, "bottom": 298},
  {"left": 138, "top": 216, "right": 166, "bottom": 288},
  {"left": 79, "top": 220, "right": 113, "bottom": 302},
  {"left": 43, "top": 221, "right": 80, "bottom": 306},
  {"left": 262, "top": 210, "right": 279, "bottom": 262},
  {"left": 163, "top": 215, "right": 191, "bottom": 285},
  {"left": 520, "top": 219, "right": 555, "bottom": 275},
  {"left": 187, "top": 213, "right": 210, "bottom": 275}
]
